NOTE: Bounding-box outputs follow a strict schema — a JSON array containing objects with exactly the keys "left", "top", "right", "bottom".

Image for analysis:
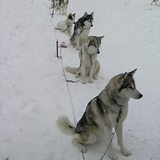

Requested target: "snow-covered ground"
[{"left": 0, "top": 0, "right": 160, "bottom": 159}]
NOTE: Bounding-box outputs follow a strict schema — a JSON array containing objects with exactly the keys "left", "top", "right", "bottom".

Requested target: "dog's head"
[
  {"left": 87, "top": 36, "right": 104, "bottom": 55},
  {"left": 82, "top": 12, "right": 94, "bottom": 29},
  {"left": 108, "top": 69, "right": 143, "bottom": 101},
  {"left": 67, "top": 13, "right": 76, "bottom": 24}
]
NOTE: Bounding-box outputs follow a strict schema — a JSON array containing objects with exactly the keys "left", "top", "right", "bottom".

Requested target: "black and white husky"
[
  {"left": 70, "top": 12, "right": 94, "bottom": 50},
  {"left": 50, "top": 0, "right": 69, "bottom": 15},
  {"left": 66, "top": 36, "right": 104, "bottom": 84},
  {"left": 56, "top": 13, "right": 76, "bottom": 37},
  {"left": 57, "top": 69, "right": 143, "bottom": 159}
]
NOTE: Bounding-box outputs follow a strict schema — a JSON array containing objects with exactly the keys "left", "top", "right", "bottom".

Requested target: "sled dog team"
[{"left": 51, "top": 0, "right": 143, "bottom": 159}]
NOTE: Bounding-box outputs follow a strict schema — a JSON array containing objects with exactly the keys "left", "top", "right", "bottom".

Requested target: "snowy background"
[{"left": 0, "top": 0, "right": 160, "bottom": 159}]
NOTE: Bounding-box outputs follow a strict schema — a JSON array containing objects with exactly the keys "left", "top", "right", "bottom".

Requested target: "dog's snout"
[{"left": 139, "top": 93, "right": 143, "bottom": 99}]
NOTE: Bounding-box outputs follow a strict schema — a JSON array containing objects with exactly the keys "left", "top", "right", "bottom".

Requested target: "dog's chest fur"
[
  {"left": 79, "top": 29, "right": 89, "bottom": 40},
  {"left": 81, "top": 45, "right": 97, "bottom": 67},
  {"left": 83, "top": 54, "right": 96, "bottom": 67},
  {"left": 106, "top": 105, "right": 128, "bottom": 127},
  {"left": 96, "top": 92, "right": 129, "bottom": 127}
]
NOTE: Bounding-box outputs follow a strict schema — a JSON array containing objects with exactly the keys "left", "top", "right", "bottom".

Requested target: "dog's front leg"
[
  {"left": 62, "top": 7, "right": 65, "bottom": 15},
  {"left": 67, "top": 28, "right": 72, "bottom": 37},
  {"left": 59, "top": 7, "right": 62, "bottom": 15},
  {"left": 76, "top": 37, "right": 80, "bottom": 50},
  {"left": 116, "top": 124, "right": 132, "bottom": 156},
  {"left": 89, "top": 60, "right": 96, "bottom": 83},
  {"left": 105, "top": 127, "right": 117, "bottom": 160},
  {"left": 81, "top": 61, "right": 87, "bottom": 84},
  {"left": 64, "top": 6, "right": 67, "bottom": 15}
]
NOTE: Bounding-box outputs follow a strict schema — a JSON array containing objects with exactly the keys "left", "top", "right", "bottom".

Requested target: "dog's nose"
[
  {"left": 74, "top": 22, "right": 75, "bottom": 24},
  {"left": 97, "top": 51, "right": 100, "bottom": 54},
  {"left": 139, "top": 93, "right": 143, "bottom": 99},
  {"left": 91, "top": 24, "right": 93, "bottom": 27}
]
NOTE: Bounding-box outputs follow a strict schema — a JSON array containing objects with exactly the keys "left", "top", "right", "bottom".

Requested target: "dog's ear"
[
  {"left": 91, "top": 12, "right": 94, "bottom": 17},
  {"left": 73, "top": 13, "right": 76, "bottom": 17},
  {"left": 99, "top": 36, "right": 104, "bottom": 40},
  {"left": 84, "top": 12, "right": 88, "bottom": 16},
  {"left": 129, "top": 68, "right": 137, "bottom": 76},
  {"left": 121, "top": 72, "right": 128, "bottom": 82}
]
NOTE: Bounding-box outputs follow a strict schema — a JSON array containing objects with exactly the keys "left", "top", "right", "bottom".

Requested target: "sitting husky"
[
  {"left": 151, "top": 0, "right": 159, "bottom": 5},
  {"left": 56, "top": 13, "right": 76, "bottom": 37},
  {"left": 57, "top": 69, "right": 143, "bottom": 159},
  {"left": 66, "top": 36, "right": 104, "bottom": 84},
  {"left": 50, "top": 0, "right": 69, "bottom": 15},
  {"left": 70, "top": 12, "right": 94, "bottom": 50}
]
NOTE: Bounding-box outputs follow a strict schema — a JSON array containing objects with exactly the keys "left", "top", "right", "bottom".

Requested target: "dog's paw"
[
  {"left": 75, "top": 72, "right": 81, "bottom": 78},
  {"left": 80, "top": 145, "right": 87, "bottom": 153},
  {"left": 89, "top": 78, "right": 93, "bottom": 83},
  {"left": 76, "top": 46, "right": 80, "bottom": 50},
  {"left": 82, "top": 78, "right": 87, "bottom": 84},
  {"left": 82, "top": 80, "right": 87, "bottom": 84},
  {"left": 93, "top": 76, "right": 98, "bottom": 80},
  {"left": 120, "top": 147, "right": 132, "bottom": 156},
  {"left": 108, "top": 152, "right": 118, "bottom": 160}
]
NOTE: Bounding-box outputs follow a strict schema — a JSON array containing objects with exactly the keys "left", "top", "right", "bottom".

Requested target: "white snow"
[{"left": 0, "top": 0, "right": 160, "bottom": 160}]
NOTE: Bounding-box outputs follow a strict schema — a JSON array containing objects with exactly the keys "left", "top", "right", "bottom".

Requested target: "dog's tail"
[
  {"left": 57, "top": 116, "right": 75, "bottom": 135},
  {"left": 65, "top": 66, "right": 79, "bottom": 74}
]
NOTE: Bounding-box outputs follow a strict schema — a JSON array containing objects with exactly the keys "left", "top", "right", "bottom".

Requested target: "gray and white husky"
[
  {"left": 151, "top": 0, "right": 159, "bottom": 5},
  {"left": 57, "top": 69, "right": 143, "bottom": 160},
  {"left": 50, "top": 0, "right": 69, "bottom": 15},
  {"left": 70, "top": 12, "right": 94, "bottom": 50},
  {"left": 66, "top": 36, "right": 104, "bottom": 84},
  {"left": 56, "top": 13, "right": 76, "bottom": 37}
]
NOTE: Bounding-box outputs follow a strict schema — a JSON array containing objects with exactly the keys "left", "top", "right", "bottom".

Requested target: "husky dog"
[
  {"left": 70, "top": 12, "right": 94, "bottom": 50},
  {"left": 66, "top": 36, "right": 104, "bottom": 84},
  {"left": 151, "top": 0, "right": 159, "bottom": 5},
  {"left": 57, "top": 69, "right": 143, "bottom": 159},
  {"left": 50, "top": 0, "right": 69, "bottom": 15},
  {"left": 56, "top": 13, "right": 76, "bottom": 36}
]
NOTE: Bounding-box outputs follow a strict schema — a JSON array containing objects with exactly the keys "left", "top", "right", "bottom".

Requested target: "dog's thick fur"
[
  {"left": 50, "top": 0, "right": 69, "bottom": 15},
  {"left": 56, "top": 13, "right": 75, "bottom": 36},
  {"left": 57, "top": 69, "right": 143, "bottom": 159},
  {"left": 66, "top": 36, "right": 104, "bottom": 84},
  {"left": 70, "top": 12, "right": 94, "bottom": 50},
  {"left": 151, "top": 0, "right": 159, "bottom": 5}
]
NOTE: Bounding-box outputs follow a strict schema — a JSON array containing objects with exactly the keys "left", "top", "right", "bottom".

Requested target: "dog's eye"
[{"left": 128, "top": 86, "right": 132, "bottom": 89}]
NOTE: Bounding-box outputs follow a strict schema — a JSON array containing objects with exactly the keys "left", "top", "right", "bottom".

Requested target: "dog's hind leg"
[
  {"left": 72, "top": 134, "right": 87, "bottom": 153},
  {"left": 105, "top": 127, "right": 118, "bottom": 160},
  {"left": 86, "top": 132, "right": 98, "bottom": 144}
]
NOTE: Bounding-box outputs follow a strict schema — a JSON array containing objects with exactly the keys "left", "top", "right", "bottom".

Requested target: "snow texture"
[{"left": 0, "top": 0, "right": 160, "bottom": 160}]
